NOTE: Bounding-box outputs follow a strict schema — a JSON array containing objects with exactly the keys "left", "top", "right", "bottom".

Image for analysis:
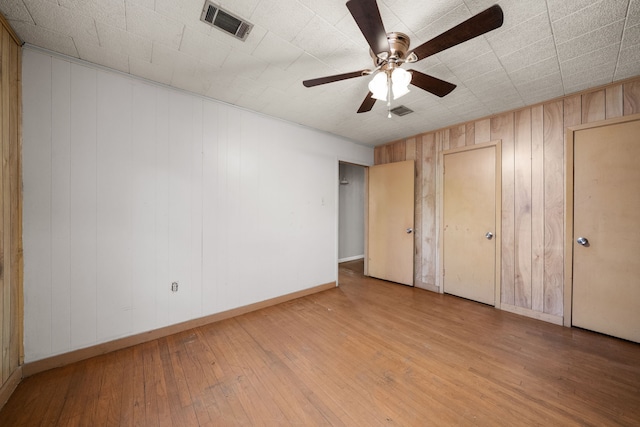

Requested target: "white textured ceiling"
[{"left": 2, "top": 0, "right": 640, "bottom": 146}]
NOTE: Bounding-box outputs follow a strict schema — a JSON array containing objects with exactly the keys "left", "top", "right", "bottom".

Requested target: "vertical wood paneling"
[
  {"left": 50, "top": 58, "right": 72, "bottom": 354},
  {"left": 440, "top": 129, "right": 450, "bottom": 151},
  {"left": 421, "top": 134, "right": 437, "bottom": 288},
  {"left": 605, "top": 85, "right": 623, "bottom": 119},
  {"left": 384, "top": 145, "right": 393, "bottom": 164},
  {"left": 405, "top": 138, "right": 416, "bottom": 161},
  {"left": 9, "top": 34, "right": 21, "bottom": 372},
  {"left": 465, "top": 123, "right": 475, "bottom": 146},
  {"left": 564, "top": 96, "right": 583, "bottom": 127},
  {"left": 392, "top": 141, "right": 406, "bottom": 162},
  {"left": 375, "top": 76, "right": 640, "bottom": 323},
  {"left": 449, "top": 125, "right": 465, "bottom": 149},
  {"left": 623, "top": 81, "right": 640, "bottom": 115},
  {"left": 1, "top": 28, "right": 12, "bottom": 381},
  {"left": 413, "top": 138, "right": 423, "bottom": 288},
  {"left": 374, "top": 148, "right": 382, "bottom": 165},
  {"left": 0, "top": 19, "right": 22, "bottom": 391},
  {"left": 514, "top": 110, "right": 532, "bottom": 308},
  {"left": 491, "top": 113, "right": 515, "bottom": 305},
  {"left": 530, "top": 106, "right": 545, "bottom": 313},
  {"left": 543, "top": 101, "right": 565, "bottom": 316},
  {"left": 475, "top": 119, "right": 490, "bottom": 143},
  {"left": 582, "top": 90, "right": 605, "bottom": 123}
]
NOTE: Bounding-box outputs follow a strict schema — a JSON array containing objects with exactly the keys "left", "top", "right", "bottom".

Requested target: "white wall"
[
  {"left": 338, "top": 163, "right": 365, "bottom": 262},
  {"left": 21, "top": 48, "right": 373, "bottom": 362}
]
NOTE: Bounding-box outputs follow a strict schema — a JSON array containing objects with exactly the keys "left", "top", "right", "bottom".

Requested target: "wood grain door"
[
  {"left": 443, "top": 145, "right": 498, "bottom": 305},
  {"left": 572, "top": 119, "right": 640, "bottom": 343},
  {"left": 367, "top": 160, "right": 414, "bottom": 286}
]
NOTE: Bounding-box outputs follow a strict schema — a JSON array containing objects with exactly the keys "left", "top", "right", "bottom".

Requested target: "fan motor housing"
[{"left": 370, "top": 32, "right": 411, "bottom": 66}]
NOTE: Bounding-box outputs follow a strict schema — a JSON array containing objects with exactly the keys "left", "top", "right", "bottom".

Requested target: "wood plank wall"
[
  {"left": 374, "top": 77, "right": 640, "bottom": 321},
  {"left": 0, "top": 14, "right": 22, "bottom": 402}
]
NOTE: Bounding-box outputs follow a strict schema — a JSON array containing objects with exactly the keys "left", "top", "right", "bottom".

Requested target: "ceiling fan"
[{"left": 302, "top": 0, "right": 504, "bottom": 115}]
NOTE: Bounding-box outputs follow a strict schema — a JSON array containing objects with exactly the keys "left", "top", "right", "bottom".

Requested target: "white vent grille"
[
  {"left": 390, "top": 105, "right": 414, "bottom": 116},
  {"left": 200, "top": 1, "right": 253, "bottom": 41}
]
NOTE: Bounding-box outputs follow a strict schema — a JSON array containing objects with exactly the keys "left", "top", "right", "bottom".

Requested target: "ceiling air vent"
[
  {"left": 200, "top": 1, "right": 253, "bottom": 41},
  {"left": 390, "top": 105, "right": 414, "bottom": 116}
]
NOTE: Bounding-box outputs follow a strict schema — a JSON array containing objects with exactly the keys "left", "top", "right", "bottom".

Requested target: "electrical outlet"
[{"left": 171, "top": 282, "right": 179, "bottom": 292}]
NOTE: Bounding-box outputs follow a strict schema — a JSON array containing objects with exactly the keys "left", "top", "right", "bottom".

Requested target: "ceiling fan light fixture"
[
  {"left": 368, "top": 72, "right": 388, "bottom": 101},
  {"left": 391, "top": 68, "right": 411, "bottom": 99}
]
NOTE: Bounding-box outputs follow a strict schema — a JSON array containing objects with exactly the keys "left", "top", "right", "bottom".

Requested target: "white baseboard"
[{"left": 338, "top": 255, "right": 365, "bottom": 263}]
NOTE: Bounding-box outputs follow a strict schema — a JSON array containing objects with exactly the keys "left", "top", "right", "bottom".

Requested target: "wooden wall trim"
[
  {"left": 0, "top": 15, "right": 23, "bottom": 410},
  {"left": 0, "top": 366, "right": 20, "bottom": 411},
  {"left": 22, "top": 282, "right": 336, "bottom": 377},
  {"left": 0, "top": 13, "right": 21, "bottom": 46}
]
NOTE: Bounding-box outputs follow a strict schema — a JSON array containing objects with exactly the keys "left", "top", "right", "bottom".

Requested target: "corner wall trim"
[{"left": 22, "top": 282, "right": 336, "bottom": 377}]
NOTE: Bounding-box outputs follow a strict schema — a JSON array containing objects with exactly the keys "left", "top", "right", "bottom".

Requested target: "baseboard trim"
[
  {"left": 23, "top": 282, "right": 336, "bottom": 378},
  {"left": 0, "top": 366, "right": 22, "bottom": 411},
  {"left": 338, "top": 255, "right": 364, "bottom": 263},
  {"left": 501, "top": 303, "right": 564, "bottom": 326}
]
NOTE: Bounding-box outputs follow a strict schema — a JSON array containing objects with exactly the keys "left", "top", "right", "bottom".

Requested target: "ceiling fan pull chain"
[
  {"left": 387, "top": 72, "right": 392, "bottom": 118},
  {"left": 387, "top": 72, "right": 392, "bottom": 107}
]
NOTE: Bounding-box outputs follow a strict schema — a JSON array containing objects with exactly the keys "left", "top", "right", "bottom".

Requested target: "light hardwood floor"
[{"left": 1, "top": 260, "right": 639, "bottom": 426}]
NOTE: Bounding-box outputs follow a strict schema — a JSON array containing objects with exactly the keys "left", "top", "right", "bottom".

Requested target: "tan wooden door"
[
  {"left": 443, "top": 145, "right": 497, "bottom": 305},
  {"left": 367, "top": 160, "right": 415, "bottom": 286},
  {"left": 572, "top": 119, "right": 640, "bottom": 343}
]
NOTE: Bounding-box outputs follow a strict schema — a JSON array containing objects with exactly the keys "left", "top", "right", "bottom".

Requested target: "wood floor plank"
[
  {"left": 1, "top": 260, "right": 639, "bottom": 425},
  {"left": 158, "top": 336, "right": 200, "bottom": 426}
]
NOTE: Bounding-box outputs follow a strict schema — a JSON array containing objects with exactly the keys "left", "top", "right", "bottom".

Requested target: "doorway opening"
[{"left": 338, "top": 162, "right": 366, "bottom": 268}]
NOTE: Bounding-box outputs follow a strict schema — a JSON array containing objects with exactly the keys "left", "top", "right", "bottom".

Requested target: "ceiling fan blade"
[
  {"left": 409, "top": 5, "right": 503, "bottom": 61},
  {"left": 408, "top": 70, "right": 456, "bottom": 97},
  {"left": 346, "top": 0, "right": 390, "bottom": 57},
  {"left": 303, "top": 70, "right": 369, "bottom": 87},
  {"left": 357, "top": 92, "right": 376, "bottom": 113}
]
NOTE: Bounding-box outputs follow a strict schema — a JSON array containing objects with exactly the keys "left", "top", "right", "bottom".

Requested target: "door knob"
[
  {"left": 485, "top": 232, "right": 493, "bottom": 240},
  {"left": 406, "top": 228, "right": 413, "bottom": 234},
  {"left": 576, "top": 237, "right": 589, "bottom": 246}
]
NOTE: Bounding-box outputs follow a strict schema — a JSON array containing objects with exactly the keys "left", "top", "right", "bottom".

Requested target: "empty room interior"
[{"left": 0, "top": 0, "right": 639, "bottom": 425}]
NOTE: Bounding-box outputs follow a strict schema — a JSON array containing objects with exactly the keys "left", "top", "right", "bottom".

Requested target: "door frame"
[
  {"left": 563, "top": 113, "right": 640, "bottom": 327},
  {"left": 335, "top": 158, "right": 371, "bottom": 285},
  {"left": 438, "top": 140, "right": 502, "bottom": 308}
]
